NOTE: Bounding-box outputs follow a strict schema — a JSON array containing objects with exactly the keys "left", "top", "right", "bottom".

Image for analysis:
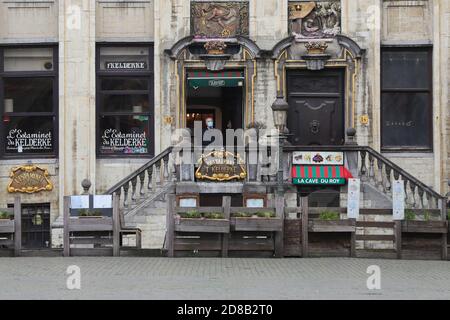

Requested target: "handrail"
[
  {"left": 284, "top": 144, "right": 444, "bottom": 200},
  {"left": 105, "top": 146, "right": 173, "bottom": 195}
]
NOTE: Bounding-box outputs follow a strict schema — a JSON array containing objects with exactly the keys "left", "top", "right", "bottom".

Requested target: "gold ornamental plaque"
[
  {"left": 8, "top": 165, "right": 53, "bottom": 194},
  {"left": 195, "top": 150, "right": 247, "bottom": 182}
]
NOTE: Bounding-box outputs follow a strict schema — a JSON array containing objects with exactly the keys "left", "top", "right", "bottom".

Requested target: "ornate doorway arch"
[
  {"left": 271, "top": 35, "right": 364, "bottom": 135},
  {"left": 165, "top": 36, "right": 261, "bottom": 128}
]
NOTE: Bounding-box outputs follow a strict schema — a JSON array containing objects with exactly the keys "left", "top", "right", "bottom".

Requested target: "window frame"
[
  {"left": 96, "top": 43, "right": 154, "bottom": 158},
  {"left": 380, "top": 45, "right": 433, "bottom": 152},
  {"left": 0, "top": 44, "right": 59, "bottom": 159}
]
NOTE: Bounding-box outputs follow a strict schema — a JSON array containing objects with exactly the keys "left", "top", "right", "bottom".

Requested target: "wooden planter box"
[
  {"left": 0, "top": 219, "right": 14, "bottom": 234},
  {"left": 231, "top": 217, "right": 282, "bottom": 232},
  {"left": 68, "top": 216, "right": 113, "bottom": 232},
  {"left": 308, "top": 219, "right": 356, "bottom": 233},
  {"left": 402, "top": 220, "right": 448, "bottom": 234},
  {"left": 174, "top": 217, "right": 230, "bottom": 233}
]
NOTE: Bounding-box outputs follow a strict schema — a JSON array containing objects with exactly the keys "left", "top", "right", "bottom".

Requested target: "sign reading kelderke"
[{"left": 105, "top": 61, "right": 147, "bottom": 70}]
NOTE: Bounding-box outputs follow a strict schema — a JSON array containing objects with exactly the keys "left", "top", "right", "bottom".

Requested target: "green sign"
[
  {"left": 293, "top": 177, "right": 346, "bottom": 185},
  {"left": 188, "top": 78, "right": 244, "bottom": 88}
]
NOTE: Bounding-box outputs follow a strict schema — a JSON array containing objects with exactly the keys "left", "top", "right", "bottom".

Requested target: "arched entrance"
[
  {"left": 271, "top": 35, "right": 364, "bottom": 145},
  {"left": 165, "top": 36, "right": 260, "bottom": 133}
]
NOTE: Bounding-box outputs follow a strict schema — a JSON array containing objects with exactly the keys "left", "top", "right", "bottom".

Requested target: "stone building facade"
[{"left": 0, "top": 0, "right": 449, "bottom": 248}]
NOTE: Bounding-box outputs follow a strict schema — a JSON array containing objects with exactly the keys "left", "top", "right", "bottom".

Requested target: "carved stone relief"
[
  {"left": 288, "top": 1, "right": 341, "bottom": 40},
  {"left": 191, "top": 1, "right": 249, "bottom": 38}
]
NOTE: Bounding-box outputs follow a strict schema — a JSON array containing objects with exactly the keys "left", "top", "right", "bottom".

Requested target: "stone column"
[{"left": 58, "top": 0, "right": 96, "bottom": 213}]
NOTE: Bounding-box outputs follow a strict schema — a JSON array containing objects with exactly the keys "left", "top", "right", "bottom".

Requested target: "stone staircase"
[{"left": 104, "top": 143, "right": 447, "bottom": 254}]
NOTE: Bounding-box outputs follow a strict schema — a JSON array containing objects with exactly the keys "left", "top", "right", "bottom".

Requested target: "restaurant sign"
[
  {"left": 100, "top": 129, "right": 148, "bottom": 154},
  {"left": 6, "top": 129, "right": 52, "bottom": 153},
  {"left": 8, "top": 165, "right": 53, "bottom": 194},
  {"left": 195, "top": 150, "right": 246, "bottom": 181},
  {"left": 291, "top": 165, "right": 352, "bottom": 186},
  {"left": 292, "top": 151, "right": 344, "bottom": 165}
]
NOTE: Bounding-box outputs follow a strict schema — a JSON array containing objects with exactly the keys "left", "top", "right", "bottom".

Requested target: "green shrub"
[
  {"left": 405, "top": 209, "right": 415, "bottom": 221},
  {"left": 256, "top": 211, "right": 276, "bottom": 218},
  {"left": 319, "top": 211, "right": 340, "bottom": 221},
  {"left": 0, "top": 211, "right": 12, "bottom": 219},
  {"left": 447, "top": 209, "right": 450, "bottom": 221},
  {"left": 203, "top": 212, "right": 225, "bottom": 219},
  {"left": 79, "top": 209, "right": 103, "bottom": 217},
  {"left": 423, "top": 211, "right": 431, "bottom": 221},
  {"left": 180, "top": 210, "right": 202, "bottom": 219},
  {"left": 232, "top": 212, "right": 253, "bottom": 218}
]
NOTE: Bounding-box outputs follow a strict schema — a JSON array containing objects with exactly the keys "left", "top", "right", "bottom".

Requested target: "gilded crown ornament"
[
  {"left": 304, "top": 41, "right": 328, "bottom": 55},
  {"left": 204, "top": 41, "right": 228, "bottom": 55}
]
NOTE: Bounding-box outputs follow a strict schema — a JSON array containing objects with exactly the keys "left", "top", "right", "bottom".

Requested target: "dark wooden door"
[{"left": 286, "top": 70, "right": 345, "bottom": 145}]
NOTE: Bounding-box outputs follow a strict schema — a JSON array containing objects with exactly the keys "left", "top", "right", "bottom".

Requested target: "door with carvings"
[{"left": 286, "top": 70, "right": 345, "bottom": 145}]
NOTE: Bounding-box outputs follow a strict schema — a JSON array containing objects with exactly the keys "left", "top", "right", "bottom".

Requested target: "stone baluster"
[
  {"left": 147, "top": 165, "right": 153, "bottom": 191},
  {"left": 384, "top": 165, "right": 392, "bottom": 192},
  {"left": 359, "top": 150, "right": 367, "bottom": 181},
  {"left": 123, "top": 182, "right": 130, "bottom": 208},
  {"left": 171, "top": 151, "right": 178, "bottom": 182},
  {"left": 410, "top": 183, "right": 417, "bottom": 208},
  {"left": 163, "top": 154, "right": 170, "bottom": 183},
  {"left": 418, "top": 188, "right": 425, "bottom": 209},
  {"left": 376, "top": 159, "right": 385, "bottom": 192},
  {"left": 403, "top": 179, "right": 409, "bottom": 205},
  {"left": 115, "top": 188, "right": 121, "bottom": 208},
  {"left": 131, "top": 176, "right": 137, "bottom": 204},
  {"left": 139, "top": 171, "right": 146, "bottom": 197},
  {"left": 368, "top": 153, "right": 375, "bottom": 184},
  {"left": 155, "top": 161, "right": 161, "bottom": 186}
]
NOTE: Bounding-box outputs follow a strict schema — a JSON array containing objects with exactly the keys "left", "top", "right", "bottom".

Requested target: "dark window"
[
  {"left": 97, "top": 45, "right": 154, "bottom": 157},
  {"left": 381, "top": 47, "right": 432, "bottom": 151},
  {"left": 1, "top": 47, "right": 58, "bottom": 157}
]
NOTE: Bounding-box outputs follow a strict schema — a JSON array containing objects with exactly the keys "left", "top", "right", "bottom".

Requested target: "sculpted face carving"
[
  {"left": 289, "top": 1, "right": 341, "bottom": 40},
  {"left": 191, "top": 2, "right": 249, "bottom": 38}
]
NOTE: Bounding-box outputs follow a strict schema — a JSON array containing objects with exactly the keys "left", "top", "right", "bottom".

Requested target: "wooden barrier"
[
  {"left": 63, "top": 194, "right": 120, "bottom": 257},
  {"left": 0, "top": 197, "right": 21, "bottom": 257},
  {"left": 168, "top": 195, "right": 284, "bottom": 258}
]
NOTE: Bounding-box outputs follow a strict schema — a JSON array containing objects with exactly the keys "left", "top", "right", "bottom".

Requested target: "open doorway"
[{"left": 186, "top": 70, "right": 244, "bottom": 139}]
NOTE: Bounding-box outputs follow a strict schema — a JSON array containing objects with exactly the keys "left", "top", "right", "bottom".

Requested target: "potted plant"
[
  {"left": 308, "top": 210, "right": 356, "bottom": 232},
  {"left": 402, "top": 209, "right": 448, "bottom": 233},
  {"left": 174, "top": 210, "right": 230, "bottom": 233},
  {"left": 78, "top": 209, "right": 103, "bottom": 218},
  {"left": 231, "top": 210, "right": 283, "bottom": 232}
]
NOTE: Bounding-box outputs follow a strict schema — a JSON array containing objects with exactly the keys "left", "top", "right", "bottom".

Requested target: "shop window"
[
  {"left": 97, "top": 45, "right": 154, "bottom": 157},
  {"left": 381, "top": 47, "right": 432, "bottom": 151},
  {"left": 1, "top": 47, "right": 58, "bottom": 157}
]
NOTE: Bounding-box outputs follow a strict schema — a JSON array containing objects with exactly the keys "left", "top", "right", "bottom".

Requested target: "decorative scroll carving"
[
  {"left": 289, "top": 1, "right": 341, "bottom": 40},
  {"left": 8, "top": 165, "right": 53, "bottom": 194},
  {"left": 191, "top": 2, "right": 249, "bottom": 38}
]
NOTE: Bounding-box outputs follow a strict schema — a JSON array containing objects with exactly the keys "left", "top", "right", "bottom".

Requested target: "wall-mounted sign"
[
  {"left": 347, "top": 178, "right": 360, "bottom": 219},
  {"left": 392, "top": 180, "right": 405, "bottom": 220},
  {"left": 6, "top": 129, "right": 52, "bottom": 153},
  {"left": 195, "top": 150, "right": 246, "bottom": 181},
  {"left": 104, "top": 61, "right": 147, "bottom": 70},
  {"left": 292, "top": 165, "right": 352, "bottom": 185},
  {"left": 100, "top": 128, "right": 148, "bottom": 154},
  {"left": 8, "top": 165, "right": 53, "bottom": 194},
  {"left": 292, "top": 151, "right": 344, "bottom": 165}
]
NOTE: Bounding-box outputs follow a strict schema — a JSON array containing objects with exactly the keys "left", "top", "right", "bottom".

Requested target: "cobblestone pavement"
[{"left": 0, "top": 257, "right": 449, "bottom": 300}]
